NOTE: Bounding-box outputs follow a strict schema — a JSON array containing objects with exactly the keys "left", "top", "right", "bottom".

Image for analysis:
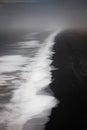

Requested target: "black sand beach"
[{"left": 46, "top": 30, "right": 87, "bottom": 130}]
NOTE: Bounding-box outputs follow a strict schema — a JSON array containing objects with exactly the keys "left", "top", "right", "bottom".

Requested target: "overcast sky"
[{"left": 0, "top": 0, "right": 87, "bottom": 30}]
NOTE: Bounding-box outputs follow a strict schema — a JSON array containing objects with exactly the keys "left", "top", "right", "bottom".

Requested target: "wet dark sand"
[{"left": 45, "top": 30, "right": 87, "bottom": 130}]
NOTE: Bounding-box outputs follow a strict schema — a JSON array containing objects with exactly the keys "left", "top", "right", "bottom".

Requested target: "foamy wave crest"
[{"left": 0, "top": 32, "right": 59, "bottom": 130}]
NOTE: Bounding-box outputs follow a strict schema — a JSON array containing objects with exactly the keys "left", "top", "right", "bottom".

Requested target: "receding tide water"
[{"left": 0, "top": 30, "right": 59, "bottom": 130}]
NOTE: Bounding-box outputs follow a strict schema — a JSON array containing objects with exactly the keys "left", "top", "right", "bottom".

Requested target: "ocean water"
[{"left": 0, "top": 30, "right": 59, "bottom": 130}]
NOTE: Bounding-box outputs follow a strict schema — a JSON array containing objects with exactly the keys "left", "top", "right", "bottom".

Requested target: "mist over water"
[{"left": 0, "top": 31, "right": 59, "bottom": 130}]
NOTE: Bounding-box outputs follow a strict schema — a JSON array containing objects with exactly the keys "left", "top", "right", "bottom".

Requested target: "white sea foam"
[
  {"left": 0, "top": 31, "right": 59, "bottom": 130},
  {"left": 18, "top": 41, "right": 40, "bottom": 48},
  {"left": 0, "top": 55, "right": 28, "bottom": 73}
]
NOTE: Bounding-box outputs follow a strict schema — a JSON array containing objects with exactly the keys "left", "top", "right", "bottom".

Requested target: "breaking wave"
[{"left": 0, "top": 31, "right": 59, "bottom": 130}]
